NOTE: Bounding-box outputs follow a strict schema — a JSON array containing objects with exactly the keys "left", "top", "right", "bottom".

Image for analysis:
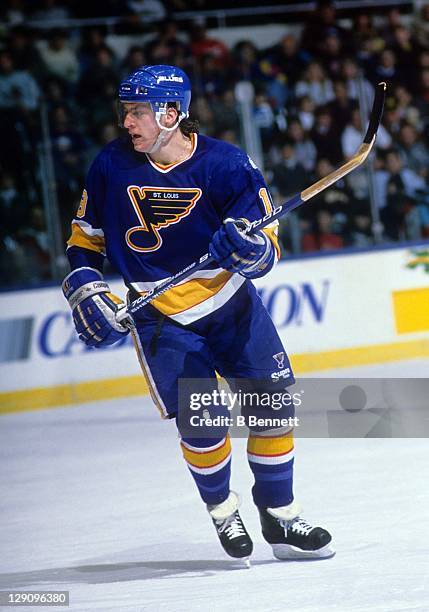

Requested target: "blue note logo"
[
  {"left": 125, "top": 185, "right": 202, "bottom": 252},
  {"left": 273, "top": 352, "right": 285, "bottom": 369}
]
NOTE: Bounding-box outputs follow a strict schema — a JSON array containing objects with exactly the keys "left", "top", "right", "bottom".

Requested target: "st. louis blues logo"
[
  {"left": 126, "top": 186, "right": 202, "bottom": 252},
  {"left": 273, "top": 352, "right": 285, "bottom": 369}
]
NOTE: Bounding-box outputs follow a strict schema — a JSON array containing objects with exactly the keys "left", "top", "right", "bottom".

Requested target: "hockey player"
[{"left": 62, "top": 65, "right": 334, "bottom": 562}]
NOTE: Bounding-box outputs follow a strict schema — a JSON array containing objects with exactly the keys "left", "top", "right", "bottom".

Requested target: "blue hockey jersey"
[{"left": 67, "top": 133, "right": 280, "bottom": 325}]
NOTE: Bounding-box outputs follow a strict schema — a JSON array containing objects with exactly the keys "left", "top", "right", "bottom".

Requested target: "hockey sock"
[
  {"left": 247, "top": 431, "right": 295, "bottom": 508},
  {"left": 180, "top": 435, "right": 232, "bottom": 505}
]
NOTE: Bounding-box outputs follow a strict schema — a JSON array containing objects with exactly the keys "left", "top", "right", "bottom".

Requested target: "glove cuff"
[
  {"left": 62, "top": 267, "right": 110, "bottom": 310},
  {"left": 241, "top": 232, "right": 274, "bottom": 276}
]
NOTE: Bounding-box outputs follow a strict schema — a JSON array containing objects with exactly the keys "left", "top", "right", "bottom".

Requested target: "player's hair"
[
  {"left": 167, "top": 102, "right": 200, "bottom": 136},
  {"left": 179, "top": 117, "right": 200, "bottom": 136}
]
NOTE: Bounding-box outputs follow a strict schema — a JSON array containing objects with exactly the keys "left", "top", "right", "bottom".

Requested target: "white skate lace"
[
  {"left": 283, "top": 517, "right": 313, "bottom": 536},
  {"left": 217, "top": 513, "right": 246, "bottom": 539}
]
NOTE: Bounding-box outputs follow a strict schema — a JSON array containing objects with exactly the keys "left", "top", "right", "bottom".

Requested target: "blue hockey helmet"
[{"left": 118, "top": 64, "right": 191, "bottom": 121}]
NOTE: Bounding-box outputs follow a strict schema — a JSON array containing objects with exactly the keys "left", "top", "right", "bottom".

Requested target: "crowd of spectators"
[{"left": 1, "top": 0, "right": 429, "bottom": 287}]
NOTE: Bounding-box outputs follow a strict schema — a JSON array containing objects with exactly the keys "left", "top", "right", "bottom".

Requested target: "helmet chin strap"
[{"left": 147, "top": 105, "right": 187, "bottom": 154}]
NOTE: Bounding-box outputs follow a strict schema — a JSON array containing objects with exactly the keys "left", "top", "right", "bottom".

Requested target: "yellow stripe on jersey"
[
  {"left": 247, "top": 431, "right": 294, "bottom": 457},
  {"left": 181, "top": 435, "right": 232, "bottom": 469},
  {"left": 150, "top": 270, "right": 233, "bottom": 316},
  {"left": 67, "top": 222, "right": 106, "bottom": 254},
  {"left": 257, "top": 187, "right": 281, "bottom": 260},
  {"left": 263, "top": 225, "right": 281, "bottom": 260}
]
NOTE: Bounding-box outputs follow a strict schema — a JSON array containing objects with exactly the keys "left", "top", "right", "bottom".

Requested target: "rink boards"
[{"left": 0, "top": 242, "right": 428, "bottom": 412}]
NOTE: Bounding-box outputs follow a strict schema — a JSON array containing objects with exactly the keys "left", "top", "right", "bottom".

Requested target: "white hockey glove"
[
  {"left": 62, "top": 267, "right": 130, "bottom": 348},
  {"left": 209, "top": 218, "right": 275, "bottom": 278}
]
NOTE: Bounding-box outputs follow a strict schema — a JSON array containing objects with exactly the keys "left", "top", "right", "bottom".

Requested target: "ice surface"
[{"left": 0, "top": 360, "right": 428, "bottom": 612}]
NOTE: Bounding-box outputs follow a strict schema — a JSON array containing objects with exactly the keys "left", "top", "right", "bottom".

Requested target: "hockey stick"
[{"left": 118, "top": 81, "right": 386, "bottom": 323}]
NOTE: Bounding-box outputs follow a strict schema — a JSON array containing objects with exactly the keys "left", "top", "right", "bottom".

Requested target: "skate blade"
[{"left": 272, "top": 542, "right": 335, "bottom": 560}]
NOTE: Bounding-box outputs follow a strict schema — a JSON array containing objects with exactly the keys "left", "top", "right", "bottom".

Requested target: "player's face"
[{"left": 121, "top": 103, "right": 160, "bottom": 152}]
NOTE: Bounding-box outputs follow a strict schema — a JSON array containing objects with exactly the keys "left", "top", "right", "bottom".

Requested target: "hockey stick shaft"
[{"left": 121, "top": 82, "right": 386, "bottom": 321}]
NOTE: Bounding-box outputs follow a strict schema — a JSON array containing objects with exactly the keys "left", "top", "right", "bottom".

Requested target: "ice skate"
[
  {"left": 258, "top": 500, "right": 335, "bottom": 560},
  {"left": 208, "top": 491, "right": 253, "bottom": 563}
]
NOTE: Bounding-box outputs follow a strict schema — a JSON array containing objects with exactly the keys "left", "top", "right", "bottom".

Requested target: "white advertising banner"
[{"left": 1, "top": 243, "right": 428, "bottom": 397}]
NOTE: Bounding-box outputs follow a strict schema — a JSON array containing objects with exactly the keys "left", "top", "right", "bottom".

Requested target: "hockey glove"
[
  {"left": 62, "top": 267, "right": 130, "bottom": 348},
  {"left": 209, "top": 218, "right": 275, "bottom": 278}
]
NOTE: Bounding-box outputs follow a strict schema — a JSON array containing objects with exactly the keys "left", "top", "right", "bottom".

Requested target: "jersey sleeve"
[
  {"left": 66, "top": 153, "right": 107, "bottom": 272},
  {"left": 210, "top": 148, "right": 281, "bottom": 263}
]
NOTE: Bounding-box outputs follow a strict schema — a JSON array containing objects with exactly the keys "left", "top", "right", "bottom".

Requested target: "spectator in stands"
[
  {"left": 78, "top": 45, "right": 119, "bottom": 129},
  {"left": 383, "top": 95, "right": 402, "bottom": 137},
  {"left": 310, "top": 106, "right": 342, "bottom": 165},
  {"left": 231, "top": 40, "right": 262, "bottom": 84},
  {"left": 380, "top": 8, "right": 404, "bottom": 47},
  {"left": 6, "top": 26, "right": 43, "bottom": 75},
  {"left": 199, "top": 54, "right": 226, "bottom": 98},
  {"left": 326, "top": 79, "right": 353, "bottom": 133},
  {"left": 0, "top": 172, "right": 28, "bottom": 236},
  {"left": 318, "top": 32, "right": 343, "bottom": 80},
  {"left": 78, "top": 28, "right": 113, "bottom": 73},
  {"left": 260, "top": 34, "right": 310, "bottom": 89},
  {"left": 43, "top": 76, "right": 68, "bottom": 111},
  {"left": 120, "top": 45, "right": 146, "bottom": 78},
  {"left": 37, "top": 29, "right": 80, "bottom": 86},
  {"left": 271, "top": 140, "right": 307, "bottom": 199},
  {"left": 295, "top": 61, "right": 335, "bottom": 106},
  {"left": 342, "top": 107, "right": 391, "bottom": 160},
  {"left": 287, "top": 119, "right": 317, "bottom": 172},
  {"left": 215, "top": 129, "right": 239, "bottom": 146},
  {"left": 352, "top": 13, "right": 380, "bottom": 51},
  {"left": 16, "top": 207, "right": 51, "bottom": 283},
  {"left": 307, "top": 157, "right": 352, "bottom": 232},
  {"left": 1, "top": 0, "right": 26, "bottom": 26},
  {"left": 418, "top": 48, "right": 429, "bottom": 70},
  {"left": 390, "top": 25, "right": 421, "bottom": 93},
  {"left": 84, "top": 121, "right": 120, "bottom": 172},
  {"left": 397, "top": 122, "right": 429, "bottom": 178},
  {"left": 416, "top": 67, "right": 429, "bottom": 116},
  {"left": 192, "top": 96, "right": 215, "bottom": 136},
  {"left": 297, "top": 95, "right": 316, "bottom": 131},
  {"left": 413, "top": 3, "right": 429, "bottom": 49},
  {"left": 357, "top": 34, "right": 385, "bottom": 75},
  {"left": 301, "top": 0, "right": 350, "bottom": 57},
  {"left": 254, "top": 91, "right": 277, "bottom": 151},
  {"left": 0, "top": 50, "right": 40, "bottom": 181},
  {"left": 190, "top": 23, "right": 230, "bottom": 69},
  {"left": 375, "top": 149, "right": 427, "bottom": 240},
  {"left": 371, "top": 49, "right": 403, "bottom": 88},
  {"left": 0, "top": 49, "right": 40, "bottom": 111},
  {"left": 394, "top": 84, "right": 421, "bottom": 128},
  {"left": 301, "top": 209, "right": 344, "bottom": 252},
  {"left": 50, "top": 104, "right": 87, "bottom": 231},
  {"left": 341, "top": 58, "right": 373, "bottom": 103},
  {"left": 0, "top": 233, "right": 27, "bottom": 286},
  {"left": 212, "top": 89, "right": 239, "bottom": 138},
  {"left": 349, "top": 208, "right": 374, "bottom": 248},
  {"left": 145, "top": 20, "right": 190, "bottom": 66}
]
